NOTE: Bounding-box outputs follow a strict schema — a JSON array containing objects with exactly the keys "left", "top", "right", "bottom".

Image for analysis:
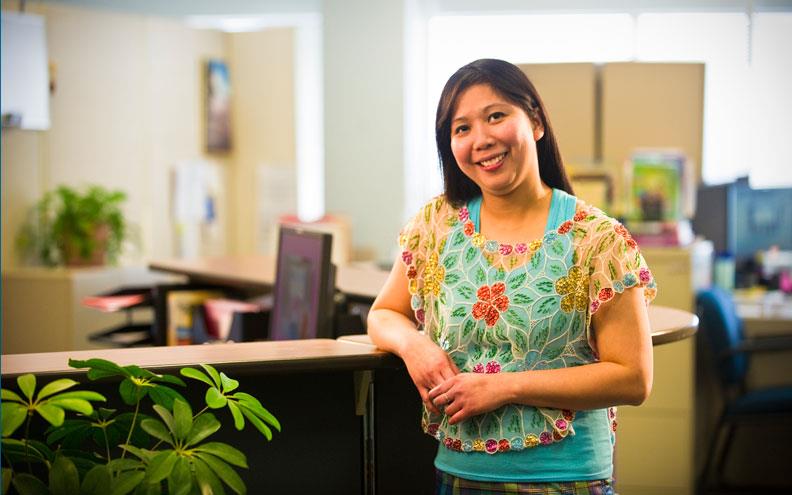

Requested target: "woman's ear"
[{"left": 533, "top": 124, "right": 545, "bottom": 141}]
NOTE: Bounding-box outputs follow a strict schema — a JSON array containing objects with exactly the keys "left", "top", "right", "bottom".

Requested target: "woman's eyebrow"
[{"left": 453, "top": 102, "right": 509, "bottom": 123}]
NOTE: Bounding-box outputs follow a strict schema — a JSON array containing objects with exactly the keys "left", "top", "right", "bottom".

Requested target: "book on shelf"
[
  {"left": 82, "top": 294, "right": 146, "bottom": 312},
  {"left": 203, "top": 298, "right": 265, "bottom": 341},
  {"left": 166, "top": 290, "right": 224, "bottom": 345}
]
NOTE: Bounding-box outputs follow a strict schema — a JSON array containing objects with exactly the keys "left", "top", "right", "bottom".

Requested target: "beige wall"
[
  {"left": 1, "top": 2, "right": 296, "bottom": 267},
  {"left": 228, "top": 28, "right": 295, "bottom": 255}
]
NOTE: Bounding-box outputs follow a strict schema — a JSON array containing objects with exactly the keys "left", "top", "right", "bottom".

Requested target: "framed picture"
[
  {"left": 628, "top": 150, "right": 689, "bottom": 222},
  {"left": 269, "top": 227, "right": 335, "bottom": 341},
  {"left": 570, "top": 172, "right": 614, "bottom": 212},
  {"left": 205, "top": 59, "right": 231, "bottom": 152}
]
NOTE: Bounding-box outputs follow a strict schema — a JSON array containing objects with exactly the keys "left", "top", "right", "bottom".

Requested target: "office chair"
[{"left": 696, "top": 287, "right": 792, "bottom": 493}]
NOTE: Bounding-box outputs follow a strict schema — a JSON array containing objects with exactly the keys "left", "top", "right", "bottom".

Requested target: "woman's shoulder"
[
  {"left": 568, "top": 199, "right": 639, "bottom": 250},
  {"left": 405, "top": 194, "right": 458, "bottom": 228}
]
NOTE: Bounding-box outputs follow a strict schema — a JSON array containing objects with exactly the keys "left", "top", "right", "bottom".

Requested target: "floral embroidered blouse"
[{"left": 398, "top": 191, "right": 657, "bottom": 460}]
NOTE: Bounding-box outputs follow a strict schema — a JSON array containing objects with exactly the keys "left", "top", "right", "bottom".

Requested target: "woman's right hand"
[{"left": 400, "top": 333, "right": 459, "bottom": 414}]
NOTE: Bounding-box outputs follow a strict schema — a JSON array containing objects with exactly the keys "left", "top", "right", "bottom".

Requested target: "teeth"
[{"left": 479, "top": 153, "right": 505, "bottom": 167}]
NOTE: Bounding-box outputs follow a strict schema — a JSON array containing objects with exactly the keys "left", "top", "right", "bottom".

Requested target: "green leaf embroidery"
[
  {"left": 548, "top": 262, "right": 566, "bottom": 278},
  {"left": 536, "top": 298, "right": 559, "bottom": 317},
  {"left": 442, "top": 254, "right": 458, "bottom": 270},
  {"left": 504, "top": 310, "right": 525, "bottom": 328},
  {"left": 544, "top": 336, "right": 566, "bottom": 360},
  {"left": 536, "top": 280, "right": 554, "bottom": 294},
  {"left": 512, "top": 292, "right": 534, "bottom": 305},
  {"left": 465, "top": 246, "right": 477, "bottom": 264},
  {"left": 445, "top": 272, "right": 461, "bottom": 285},
  {"left": 530, "top": 251, "right": 544, "bottom": 270},
  {"left": 507, "top": 273, "right": 526, "bottom": 290},
  {"left": 475, "top": 267, "right": 486, "bottom": 285},
  {"left": 451, "top": 306, "right": 467, "bottom": 318},
  {"left": 452, "top": 230, "right": 466, "bottom": 247},
  {"left": 529, "top": 320, "right": 549, "bottom": 349},
  {"left": 608, "top": 260, "right": 618, "bottom": 281},
  {"left": 494, "top": 268, "right": 506, "bottom": 281},
  {"left": 551, "top": 239, "right": 565, "bottom": 256},
  {"left": 456, "top": 284, "right": 474, "bottom": 300}
]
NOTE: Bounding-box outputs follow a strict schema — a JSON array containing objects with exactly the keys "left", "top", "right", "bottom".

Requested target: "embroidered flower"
[
  {"left": 529, "top": 239, "right": 543, "bottom": 252},
  {"left": 557, "top": 220, "right": 573, "bottom": 234},
  {"left": 623, "top": 273, "right": 637, "bottom": 288},
  {"left": 553, "top": 431, "right": 564, "bottom": 441},
  {"left": 511, "top": 437, "right": 525, "bottom": 450},
  {"left": 485, "top": 439, "right": 498, "bottom": 454},
  {"left": 555, "top": 419, "right": 568, "bottom": 431},
  {"left": 574, "top": 209, "right": 588, "bottom": 222},
  {"left": 555, "top": 265, "right": 589, "bottom": 313},
  {"left": 452, "top": 439, "right": 462, "bottom": 451},
  {"left": 415, "top": 308, "right": 425, "bottom": 324},
  {"left": 471, "top": 363, "right": 485, "bottom": 373},
  {"left": 444, "top": 438, "right": 454, "bottom": 449},
  {"left": 459, "top": 207, "right": 470, "bottom": 222},
  {"left": 627, "top": 238, "right": 637, "bottom": 249},
  {"left": 498, "top": 439, "right": 511, "bottom": 452},
  {"left": 524, "top": 434, "right": 540, "bottom": 448},
  {"left": 462, "top": 440, "right": 473, "bottom": 452},
  {"left": 485, "top": 361, "right": 502, "bottom": 374},
  {"left": 473, "top": 439, "right": 485, "bottom": 452},
  {"left": 639, "top": 267, "right": 652, "bottom": 284},
  {"left": 427, "top": 423, "right": 440, "bottom": 437},
  {"left": 539, "top": 432, "right": 553, "bottom": 445},
  {"left": 515, "top": 243, "right": 528, "bottom": 254},
  {"left": 423, "top": 251, "right": 445, "bottom": 296},
  {"left": 590, "top": 300, "right": 601, "bottom": 314},
  {"left": 401, "top": 250, "right": 413, "bottom": 265},
  {"left": 499, "top": 244, "right": 513, "bottom": 255},
  {"left": 472, "top": 233, "right": 486, "bottom": 248},
  {"left": 612, "top": 420, "right": 618, "bottom": 432},
  {"left": 463, "top": 221, "right": 475, "bottom": 236},
  {"left": 472, "top": 282, "right": 510, "bottom": 327},
  {"left": 598, "top": 288, "right": 614, "bottom": 302},
  {"left": 407, "top": 265, "right": 417, "bottom": 279},
  {"left": 563, "top": 410, "right": 574, "bottom": 421},
  {"left": 485, "top": 240, "right": 499, "bottom": 253},
  {"left": 408, "top": 279, "right": 418, "bottom": 295}
]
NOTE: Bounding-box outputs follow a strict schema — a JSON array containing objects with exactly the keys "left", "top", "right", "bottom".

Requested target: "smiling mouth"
[{"left": 477, "top": 153, "right": 506, "bottom": 168}]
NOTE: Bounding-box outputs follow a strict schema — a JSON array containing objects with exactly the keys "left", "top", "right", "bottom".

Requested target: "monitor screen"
[{"left": 269, "top": 226, "right": 334, "bottom": 340}]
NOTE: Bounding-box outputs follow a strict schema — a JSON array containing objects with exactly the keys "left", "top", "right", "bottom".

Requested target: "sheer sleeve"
[{"left": 580, "top": 212, "right": 658, "bottom": 315}]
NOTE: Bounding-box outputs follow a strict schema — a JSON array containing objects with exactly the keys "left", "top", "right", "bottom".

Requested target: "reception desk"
[{"left": 2, "top": 339, "right": 436, "bottom": 495}]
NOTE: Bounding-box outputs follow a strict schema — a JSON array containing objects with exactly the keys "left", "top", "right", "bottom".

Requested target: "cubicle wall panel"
[{"left": 374, "top": 367, "right": 437, "bottom": 495}]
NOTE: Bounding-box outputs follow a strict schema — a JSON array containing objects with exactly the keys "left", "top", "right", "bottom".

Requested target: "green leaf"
[
  {"left": 119, "top": 445, "right": 155, "bottom": 463},
  {"left": 152, "top": 374, "right": 186, "bottom": 387},
  {"left": 227, "top": 401, "right": 244, "bottom": 431},
  {"left": 36, "top": 379, "right": 78, "bottom": 401},
  {"left": 193, "top": 457, "right": 226, "bottom": 495},
  {"left": 2, "top": 468, "right": 11, "bottom": 495},
  {"left": 172, "top": 400, "right": 192, "bottom": 442},
  {"left": 133, "top": 482, "right": 162, "bottom": 495},
  {"left": 194, "top": 443, "right": 247, "bottom": 468},
  {"left": 11, "top": 472, "right": 50, "bottom": 495},
  {"left": 2, "top": 402, "right": 28, "bottom": 437},
  {"left": 35, "top": 403, "right": 65, "bottom": 427},
  {"left": 146, "top": 450, "right": 178, "bottom": 484},
  {"left": 152, "top": 405, "right": 175, "bottom": 433},
  {"left": 87, "top": 369, "right": 120, "bottom": 380},
  {"left": 179, "top": 368, "right": 215, "bottom": 387},
  {"left": 140, "top": 419, "right": 172, "bottom": 445},
  {"left": 195, "top": 453, "right": 246, "bottom": 495},
  {"left": 200, "top": 364, "right": 222, "bottom": 388},
  {"left": 43, "top": 398, "right": 94, "bottom": 416},
  {"left": 107, "top": 458, "right": 145, "bottom": 472},
  {"left": 111, "top": 471, "right": 146, "bottom": 495},
  {"left": 238, "top": 406, "right": 272, "bottom": 441},
  {"left": 123, "top": 366, "right": 156, "bottom": 379},
  {"left": 69, "top": 358, "right": 129, "bottom": 377},
  {"left": 48, "top": 390, "right": 106, "bottom": 402},
  {"left": 119, "top": 379, "right": 146, "bottom": 406},
  {"left": 168, "top": 457, "right": 192, "bottom": 495},
  {"left": 81, "top": 465, "right": 112, "bottom": 495},
  {"left": 2, "top": 388, "right": 25, "bottom": 403},
  {"left": 219, "top": 373, "right": 239, "bottom": 394},
  {"left": 233, "top": 394, "right": 280, "bottom": 431},
  {"left": 184, "top": 413, "right": 220, "bottom": 447},
  {"left": 148, "top": 385, "right": 186, "bottom": 410},
  {"left": 205, "top": 388, "right": 227, "bottom": 409},
  {"left": 49, "top": 455, "right": 80, "bottom": 495},
  {"left": 17, "top": 374, "right": 36, "bottom": 401}
]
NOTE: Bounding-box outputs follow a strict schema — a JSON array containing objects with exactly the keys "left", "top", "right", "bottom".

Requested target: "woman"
[{"left": 367, "top": 59, "right": 656, "bottom": 494}]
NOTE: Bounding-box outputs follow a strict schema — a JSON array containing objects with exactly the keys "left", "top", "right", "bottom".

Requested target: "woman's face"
[{"left": 449, "top": 83, "right": 544, "bottom": 198}]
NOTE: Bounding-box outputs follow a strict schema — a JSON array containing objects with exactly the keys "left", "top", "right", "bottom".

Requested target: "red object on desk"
[{"left": 82, "top": 294, "right": 146, "bottom": 312}]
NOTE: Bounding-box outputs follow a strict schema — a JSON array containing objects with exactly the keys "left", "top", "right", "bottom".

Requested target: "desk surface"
[
  {"left": 1, "top": 339, "right": 400, "bottom": 377},
  {"left": 149, "top": 255, "right": 387, "bottom": 299}
]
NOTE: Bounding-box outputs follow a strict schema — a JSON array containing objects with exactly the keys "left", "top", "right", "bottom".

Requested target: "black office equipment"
[{"left": 269, "top": 226, "right": 335, "bottom": 340}]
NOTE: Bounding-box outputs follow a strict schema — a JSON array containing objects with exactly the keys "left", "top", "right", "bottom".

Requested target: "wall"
[
  {"left": 323, "top": 0, "right": 405, "bottom": 262},
  {"left": 228, "top": 28, "right": 295, "bottom": 255},
  {"left": 1, "top": 1, "right": 296, "bottom": 267}
]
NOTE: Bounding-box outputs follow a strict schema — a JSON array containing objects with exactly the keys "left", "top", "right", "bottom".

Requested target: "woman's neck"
[{"left": 478, "top": 182, "right": 553, "bottom": 244}]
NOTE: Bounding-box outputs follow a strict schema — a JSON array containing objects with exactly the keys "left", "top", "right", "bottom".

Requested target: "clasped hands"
[{"left": 403, "top": 335, "right": 506, "bottom": 425}]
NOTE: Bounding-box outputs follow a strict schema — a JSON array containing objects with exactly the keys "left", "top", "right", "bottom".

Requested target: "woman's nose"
[{"left": 472, "top": 126, "right": 494, "bottom": 150}]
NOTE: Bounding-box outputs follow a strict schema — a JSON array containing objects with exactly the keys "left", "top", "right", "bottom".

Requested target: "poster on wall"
[{"left": 205, "top": 59, "right": 231, "bottom": 152}]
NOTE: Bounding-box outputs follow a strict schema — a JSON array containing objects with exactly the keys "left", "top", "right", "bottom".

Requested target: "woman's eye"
[
  {"left": 453, "top": 124, "right": 469, "bottom": 135},
  {"left": 488, "top": 112, "right": 505, "bottom": 122}
]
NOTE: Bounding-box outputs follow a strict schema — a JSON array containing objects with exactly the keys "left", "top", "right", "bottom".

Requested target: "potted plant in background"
[
  {"left": 17, "top": 185, "right": 131, "bottom": 267},
  {"left": 1, "top": 358, "right": 280, "bottom": 494}
]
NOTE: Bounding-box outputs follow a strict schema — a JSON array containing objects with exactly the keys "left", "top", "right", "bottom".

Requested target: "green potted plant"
[
  {"left": 17, "top": 185, "right": 130, "bottom": 267},
  {"left": 1, "top": 358, "right": 280, "bottom": 495}
]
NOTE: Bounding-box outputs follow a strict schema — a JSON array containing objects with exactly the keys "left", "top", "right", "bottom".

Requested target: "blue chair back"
[{"left": 696, "top": 287, "right": 748, "bottom": 388}]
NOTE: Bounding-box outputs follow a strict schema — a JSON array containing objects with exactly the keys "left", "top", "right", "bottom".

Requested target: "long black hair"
[{"left": 435, "top": 58, "right": 574, "bottom": 207}]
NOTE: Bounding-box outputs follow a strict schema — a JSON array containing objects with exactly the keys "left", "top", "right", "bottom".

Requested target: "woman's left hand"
[{"left": 427, "top": 373, "right": 508, "bottom": 425}]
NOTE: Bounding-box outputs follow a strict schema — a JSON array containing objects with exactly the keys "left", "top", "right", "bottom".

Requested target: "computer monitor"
[{"left": 269, "top": 226, "right": 335, "bottom": 340}]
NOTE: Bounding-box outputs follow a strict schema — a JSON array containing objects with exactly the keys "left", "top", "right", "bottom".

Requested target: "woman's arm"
[
  {"left": 367, "top": 256, "right": 459, "bottom": 413},
  {"left": 428, "top": 287, "right": 653, "bottom": 425}
]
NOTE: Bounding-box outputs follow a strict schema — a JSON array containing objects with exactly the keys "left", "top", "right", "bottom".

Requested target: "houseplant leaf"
[
  {"left": 17, "top": 374, "right": 36, "bottom": 401},
  {"left": 194, "top": 452, "right": 245, "bottom": 495},
  {"left": 193, "top": 442, "right": 247, "bottom": 468},
  {"left": 171, "top": 400, "right": 192, "bottom": 442},
  {"left": 219, "top": 373, "right": 239, "bottom": 393},
  {"left": 35, "top": 403, "right": 65, "bottom": 427},
  {"left": 36, "top": 379, "right": 78, "bottom": 400},
  {"left": 2, "top": 402, "right": 28, "bottom": 437},
  {"left": 167, "top": 457, "right": 192, "bottom": 495},
  {"left": 183, "top": 413, "right": 220, "bottom": 448},
  {"left": 145, "top": 450, "right": 178, "bottom": 484},
  {"left": 139, "top": 420, "right": 172, "bottom": 446},
  {"left": 80, "top": 465, "right": 112, "bottom": 495},
  {"left": 226, "top": 401, "right": 244, "bottom": 431},
  {"left": 192, "top": 457, "right": 226, "bottom": 495},
  {"left": 110, "top": 470, "right": 146, "bottom": 495},
  {"left": 49, "top": 454, "right": 80, "bottom": 495},
  {"left": 179, "top": 368, "right": 214, "bottom": 387},
  {"left": 205, "top": 388, "right": 227, "bottom": 409},
  {"left": 11, "top": 472, "right": 50, "bottom": 495}
]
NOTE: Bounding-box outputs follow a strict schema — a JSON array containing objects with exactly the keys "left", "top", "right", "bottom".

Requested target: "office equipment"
[
  {"left": 695, "top": 287, "right": 792, "bottom": 493},
  {"left": 269, "top": 227, "right": 335, "bottom": 340}
]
